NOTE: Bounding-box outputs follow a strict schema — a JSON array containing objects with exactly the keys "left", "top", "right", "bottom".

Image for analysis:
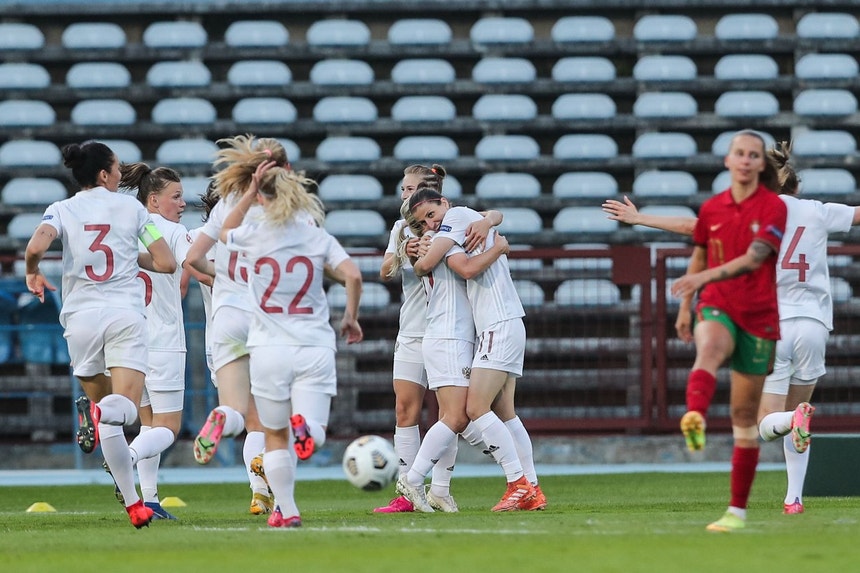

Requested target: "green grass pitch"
[{"left": 0, "top": 470, "right": 857, "bottom": 573}]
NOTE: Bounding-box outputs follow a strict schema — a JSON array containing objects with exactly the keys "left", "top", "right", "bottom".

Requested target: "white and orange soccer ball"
[{"left": 342, "top": 435, "right": 399, "bottom": 491}]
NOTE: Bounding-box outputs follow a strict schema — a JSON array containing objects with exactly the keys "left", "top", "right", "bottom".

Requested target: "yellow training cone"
[
  {"left": 26, "top": 502, "right": 56, "bottom": 513},
  {"left": 160, "top": 497, "right": 186, "bottom": 508}
]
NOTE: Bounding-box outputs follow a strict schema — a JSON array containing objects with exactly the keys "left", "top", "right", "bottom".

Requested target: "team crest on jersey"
[
  {"left": 750, "top": 221, "right": 760, "bottom": 233},
  {"left": 439, "top": 224, "right": 451, "bottom": 232},
  {"left": 461, "top": 366, "right": 471, "bottom": 379}
]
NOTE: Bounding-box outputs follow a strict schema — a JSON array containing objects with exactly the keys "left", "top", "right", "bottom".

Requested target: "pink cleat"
[
  {"left": 193, "top": 409, "right": 226, "bottom": 464},
  {"left": 268, "top": 506, "right": 302, "bottom": 528},
  {"left": 373, "top": 495, "right": 414, "bottom": 513},
  {"left": 790, "top": 402, "right": 815, "bottom": 454},
  {"left": 784, "top": 498, "right": 804, "bottom": 515},
  {"left": 290, "top": 414, "right": 315, "bottom": 460}
]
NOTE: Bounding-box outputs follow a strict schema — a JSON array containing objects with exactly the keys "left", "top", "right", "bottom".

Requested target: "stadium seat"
[
  {"left": 307, "top": 19, "right": 371, "bottom": 47},
  {"left": 348, "top": 247, "right": 385, "bottom": 275},
  {"left": 794, "top": 89, "right": 858, "bottom": 116},
  {"left": 714, "top": 91, "right": 779, "bottom": 118},
  {"left": 180, "top": 176, "right": 211, "bottom": 205},
  {"left": 475, "top": 135, "right": 540, "bottom": 162},
  {"left": 0, "top": 290, "right": 15, "bottom": 364},
  {"left": 232, "top": 97, "right": 297, "bottom": 124},
  {"left": 714, "top": 13, "right": 779, "bottom": 40},
  {"left": 391, "top": 96, "right": 456, "bottom": 122},
  {"left": 553, "top": 243, "right": 613, "bottom": 271},
  {"left": 472, "top": 58, "right": 536, "bottom": 84},
  {"left": 324, "top": 210, "right": 387, "bottom": 237},
  {"left": 551, "top": 16, "right": 615, "bottom": 43},
  {"left": 796, "top": 12, "right": 859, "bottom": 39},
  {"left": 143, "top": 21, "right": 207, "bottom": 48},
  {"left": 62, "top": 22, "right": 126, "bottom": 49},
  {"left": 513, "top": 280, "right": 545, "bottom": 307},
  {"left": 830, "top": 277, "right": 854, "bottom": 302},
  {"left": 711, "top": 171, "right": 731, "bottom": 193},
  {"left": 634, "top": 206, "right": 697, "bottom": 233},
  {"left": 6, "top": 213, "right": 44, "bottom": 240},
  {"left": 714, "top": 54, "right": 779, "bottom": 80},
  {"left": 393, "top": 136, "right": 459, "bottom": 162},
  {"left": 0, "top": 100, "right": 55, "bottom": 127},
  {"left": 66, "top": 62, "right": 131, "bottom": 89},
  {"left": 552, "top": 94, "right": 616, "bottom": 120},
  {"left": 19, "top": 293, "right": 66, "bottom": 365},
  {"left": 473, "top": 94, "right": 537, "bottom": 122},
  {"left": 795, "top": 54, "right": 858, "bottom": 80},
  {"left": 224, "top": 20, "right": 289, "bottom": 47},
  {"left": 633, "top": 92, "right": 697, "bottom": 119},
  {"left": 180, "top": 207, "right": 206, "bottom": 231},
  {"left": 156, "top": 139, "right": 219, "bottom": 166},
  {"left": 2, "top": 178, "right": 66, "bottom": 206},
  {"left": 633, "top": 55, "right": 697, "bottom": 81},
  {"left": 507, "top": 245, "right": 542, "bottom": 272},
  {"left": 390, "top": 58, "right": 456, "bottom": 85},
  {"left": 318, "top": 175, "right": 383, "bottom": 202},
  {"left": 71, "top": 99, "right": 136, "bottom": 126},
  {"left": 152, "top": 97, "right": 217, "bottom": 124},
  {"left": 633, "top": 15, "right": 697, "bottom": 42},
  {"left": 792, "top": 131, "right": 857, "bottom": 157},
  {"left": 440, "top": 174, "right": 462, "bottom": 198},
  {"left": 555, "top": 279, "right": 620, "bottom": 306},
  {"left": 227, "top": 60, "right": 292, "bottom": 86},
  {"left": 710, "top": 130, "right": 775, "bottom": 155},
  {"left": 276, "top": 138, "right": 301, "bottom": 162},
  {"left": 99, "top": 139, "right": 141, "bottom": 163},
  {"left": 475, "top": 173, "right": 541, "bottom": 199},
  {"left": 553, "top": 172, "right": 618, "bottom": 199},
  {"left": 317, "top": 137, "right": 381, "bottom": 163},
  {"left": 0, "top": 23, "right": 44, "bottom": 50},
  {"left": 0, "top": 63, "right": 50, "bottom": 90},
  {"left": 632, "top": 171, "right": 698, "bottom": 197},
  {"left": 387, "top": 18, "right": 452, "bottom": 45},
  {"left": 147, "top": 61, "right": 211, "bottom": 87},
  {"left": 632, "top": 133, "right": 697, "bottom": 159},
  {"left": 552, "top": 57, "right": 616, "bottom": 83},
  {"left": 310, "top": 59, "right": 374, "bottom": 85},
  {"left": 0, "top": 141, "right": 61, "bottom": 167},
  {"left": 313, "top": 96, "right": 377, "bottom": 123},
  {"left": 470, "top": 17, "right": 534, "bottom": 45},
  {"left": 496, "top": 208, "right": 542, "bottom": 235},
  {"left": 554, "top": 134, "right": 618, "bottom": 160},
  {"left": 797, "top": 169, "right": 857, "bottom": 195},
  {"left": 553, "top": 207, "right": 618, "bottom": 234},
  {"left": 328, "top": 282, "right": 389, "bottom": 309}
]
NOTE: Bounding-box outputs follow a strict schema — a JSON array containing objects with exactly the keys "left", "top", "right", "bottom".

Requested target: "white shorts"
[
  {"left": 250, "top": 345, "right": 336, "bottom": 402},
  {"left": 63, "top": 308, "right": 148, "bottom": 377},
  {"left": 393, "top": 334, "right": 427, "bottom": 387},
  {"left": 473, "top": 318, "right": 526, "bottom": 377},
  {"left": 764, "top": 317, "right": 828, "bottom": 395},
  {"left": 422, "top": 338, "right": 474, "bottom": 391},
  {"left": 205, "top": 351, "right": 217, "bottom": 387},
  {"left": 140, "top": 387, "right": 184, "bottom": 413},
  {"left": 211, "top": 306, "right": 250, "bottom": 371},
  {"left": 145, "top": 350, "right": 186, "bottom": 392}
]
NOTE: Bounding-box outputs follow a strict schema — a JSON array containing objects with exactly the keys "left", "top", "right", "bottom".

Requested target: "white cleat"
[
  {"left": 426, "top": 489, "right": 459, "bottom": 513},
  {"left": 395, "top": 474, "right": 434, "bottom": 513}
]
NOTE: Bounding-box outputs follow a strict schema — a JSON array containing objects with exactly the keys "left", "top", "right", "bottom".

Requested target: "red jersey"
[{"left": 692, "top": 184, "right": 787, "bottom": 339}]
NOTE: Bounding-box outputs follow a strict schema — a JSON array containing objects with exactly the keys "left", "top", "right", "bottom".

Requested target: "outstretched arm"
[{"left": 602, "top": 196, "right": 697, "bottom": 236}]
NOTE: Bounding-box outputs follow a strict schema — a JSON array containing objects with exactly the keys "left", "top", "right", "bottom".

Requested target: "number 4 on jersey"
[{"left": 781, "top": 226, "right": 810, "bottom": 282}]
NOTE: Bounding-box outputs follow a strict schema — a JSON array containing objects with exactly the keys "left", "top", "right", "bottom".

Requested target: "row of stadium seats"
[{"left": 1, "top": 12, "right": 857, "bottom": 52}]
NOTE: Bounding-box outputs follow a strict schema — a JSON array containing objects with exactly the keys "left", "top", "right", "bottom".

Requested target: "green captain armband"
[{"left": 140, "top": 223, "right": 163, "bottom": 247}]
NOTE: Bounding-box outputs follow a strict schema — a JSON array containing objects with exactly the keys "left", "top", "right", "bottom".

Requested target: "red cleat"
[{"left": 126, "top": 500, "right": 154, "bottom": 529}]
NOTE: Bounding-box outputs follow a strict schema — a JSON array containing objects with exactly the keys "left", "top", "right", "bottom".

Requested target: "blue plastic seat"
[
  {"left": 19, "top": 293, "right": 66, "bottom": 365},
  {"left": 475, "top": 173, "right": 541, "bottom": 199},
  {"left": 555, "top": 279, "right": 620, "bottom": 306},
  {"left": 390, "top": 58, "right": 455, "bottom": 85},
  {"left": 633, "top": 92, "right": 698, "bottom": 119},
  {"left": 62, "top": 22, "right": 126, "bottom": 49},
  {"left": 711, "top": 171, "right": 731, "bottom": 193},
  {"left": 633, "top": 171, "right": 698, "bottom": 197},
  {"left": 715, "top": 14, "right": 778, "bottom": 40},
  {"left": 475, "top": 135, "right": 540, "bottom": 162},
  {"left": 316, "top": 137, "right": 381, "bottom": 163},
  {"left": 714, "top": 54, "right": 779, "bottom": 80},
  {"left": 276, "top": 139, "right": 301, "bottom": 162},
  {"left": 552, "top": 57, "right": 616, "bottom": 83},
  {"left": 0, "top": 100, "right": 55, "bottom": 127},
  {"left": 632, "top": 133, "right": 697, "bottom": 159},
  {"left": 472, "top": 58, "right": 536, "bottom": 84},
  {"left": 794, "top": 89, "right": 858, "bottom": 116},
  {"left": 232, "top": 97, "right": 297, "bottom": 124},
  {"left": 552, "top": 94, "right": 616, "bottom": 120},
  {"left": 328, "top": 282, "right": 389, "bottom": 309},
  {"left": 310, "top": 59, "right": 374, "bottom": 86},
  {"left": 633, "top": 15, "right": 697, "bottom": 42},
  {"left": 553, "top": 207, "right": 618, "bottom": 234},
  {"left": 98, "top": 140, "right": 142, "bottom": 163},
  {"left": 513, "top": 280, "right": 545, "bottom": 308},
  {"left": 225, "top": 20, "right": 289, "bottom": 47},
  {"left": 152, "top": 97, "right": 216, "bottom": 125},
  {"left": 6, "top": 213, "right": 45, "bottom": 240},
  {"left": 0, "top": 289, "right": 16, "bottom": 363},
  {"left": 552, "top": 16, "right": 615, "bottom": 43},
  {"left": 156, "top": 139, "right": 219, "bottom": 166},
  {"left": 227, "top": 60, "right": 292, "bottom": 87},
  {"left": 180, "top": 176, "right": 212, "bottom": 206},
  {"left": 318, "top": 175, "right": 383, "bottom": 202},
  {"left": 313, "top": 96, "right": 377, "bottom": 123},
  {"left": 496, "top": 208, "right": 543, "bottom": 235},
  {"left": 795, "top": 54, "right": 859, "bottom": 80},
  {"left": 393, "top": 136, "right": 459, "bottom": 162},
  {"left": 71, "top": 99, "right": 136, "bottom": 126},
  {"left": 143, "top": 21, "right": 207, "bottom": 48},
  {"left": 66, "top": 62, "right": 131, "bottom": 89},
  {"left": 0, "top": 63, "right": 50, "bottom": 90},
  {"left": 0, "top": 141, "right": 61, "bottom": 167},
  {"left": 470, "top": 17, "right": 534, "bottom": 45},
  {"left": 387, "top": 19, "right": 452, "bottom": 46},
  {"left": 714, "top": 91, "right": 779, "bottom": 118},
  {"left": 307, "top": 19, "right": 370, "bottom": 47},
  {"left": 0, "top": 23, "right": 44, "bottom": 50},
  {"left": 391, "top": 96, "right": 456, "bottom": 122},
  {"left": 147, "top": 61, "right": 211, "bottom": 88},
  {"left": 2, "top": 178, "right": 66, "bottom": 206},
  {"left": 323, "top": 210, "right": 386, "bottom": 238},
  {"left": 553, "top": 172, "right": 618, "bottom": 199},
  {"left": 633, "top": 55, "right": 697, "bottom": 81},
  {"left": 792, "top": 131, "right": 857, "bottom": 157},
  {"left": 797, "top": 169, "right": 857, "bottom": 195},
  {"left": 554, "top": 134, "right": 618, "bottom": 160},
  {"left": 796, "top": 12, "right": 859, "bottom": 39},
  {"left": 473, "top": 95, "right": 537, "bottom": 121}
]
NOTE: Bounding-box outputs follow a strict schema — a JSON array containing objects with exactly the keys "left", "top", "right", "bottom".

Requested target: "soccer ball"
[{"left": 342, "top": 435, "right": 399, "bottom": 491}]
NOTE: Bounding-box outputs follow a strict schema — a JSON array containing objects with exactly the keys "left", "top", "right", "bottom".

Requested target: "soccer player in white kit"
[
  {"left": 220, "top": 160, "right": 363, "bottom": 528},
  {"left": 601, "top": 140, "right": 860, "bottom": 514},
  {"left": 24, "top": 141, "right": 176, "bottom": 528},
  {"left": 120, "top": 162, "right": 201, "bottom": 520}
]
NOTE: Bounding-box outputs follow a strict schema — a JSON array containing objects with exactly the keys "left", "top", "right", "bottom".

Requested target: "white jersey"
[
  {"left": 199, "top": 194, "right": 258, "bottom": 314},
  {"left": 385, "top": 219, "right": 426, "bottom": 338},
  {"left": 421, "top": 231, "right": 475, "bottom": 342},
  {"left": 777, "top": 195, "right": 854, "bottom": 330},
  {"left": 39, "top": 186, "right": 154, "bottom": 322},
  {"left": 225, "top": 214, "right": 350, "bottom": 350},
  {"left": 435, "top": 206, "right": 525, "bottom": 331},
  {"left": 138, "top": 214, "right": 192, "bottom": 351}
]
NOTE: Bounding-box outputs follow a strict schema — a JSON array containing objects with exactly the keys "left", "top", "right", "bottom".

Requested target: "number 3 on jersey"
[{"left": 781, "top": 226, "right": 810, "bottom": 282}]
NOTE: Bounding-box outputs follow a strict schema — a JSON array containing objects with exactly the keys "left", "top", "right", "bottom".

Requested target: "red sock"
[
  {"left": 686, "top": 369, "right": 716, "bottom": 414},
  {"left": 729, "top": 446, "right": 759, "bottom": 509}
]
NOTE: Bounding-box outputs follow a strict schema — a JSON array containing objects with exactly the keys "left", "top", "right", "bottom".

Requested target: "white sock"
[
  {"left": 759, "top": 410, "right": 793, "bottom": 441},
  {"left": 128, "top": 426, "right": 174, "bottom": 466},
  {"left": 504, "top": 416, "right": 538, "bottom": 485},
  {"left": 430, "top": 435, "right": 457, "bottom": 497},
  {"left": 406, "top": 422, "right": 456, "bottom": 486},
  {"left": 243, "top": 431, "right": 268, "bottom": 494},
  {"left": 100, "top": 424, "right": 139, "bottom": 507},
  {"left": 460, "top": 421, "right": 484, "bottom": 448},
  {"left": 784, "top": 435, "right": 810, "bottom": 505},
  {"left": 264, "top": 448, "right": 299, "bottom": 518},
  {"left": 216, "top": 406, "right": 245, "bottom": 437},
  {"left": 727, "top": 506, "right": 747, "bottom": 520},
  {"left": 394, "top": 425, "right": 421, "bottom": 475},
  {"left": 474, "top": 412, "right": 523, "bottom": 482},
  {"left": 137, "top": 453, "right": 161, "bottom": 503},
  {"left": 304, "top": 417, "right": 327, "bottom": 449}
]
